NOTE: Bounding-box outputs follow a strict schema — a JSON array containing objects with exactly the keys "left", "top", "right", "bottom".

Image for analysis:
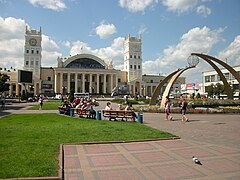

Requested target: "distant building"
[
  {"left": 202, "top": 65, "right": 240, "bottom": 97},
  {"left": 1, "top": 27, "right": 185, "bottom": 97}
]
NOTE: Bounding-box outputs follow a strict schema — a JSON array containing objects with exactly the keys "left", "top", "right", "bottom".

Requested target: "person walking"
[
  {"left": 164, "top": 96, "right": 173, "bottom": 121},
  {"left": 39, "top": 97, "right": 43, "bottom": 110},
  {"left": 181, "top": 98, "right": 189, "bottom": 122}
]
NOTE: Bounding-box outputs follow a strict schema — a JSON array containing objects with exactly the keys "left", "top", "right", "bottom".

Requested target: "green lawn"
[
  {"left": 28, "top": 100, "right": 62, "bottom": 110},
  {"left": 0, "top": 114, "right": 176, "bottom": 179}
]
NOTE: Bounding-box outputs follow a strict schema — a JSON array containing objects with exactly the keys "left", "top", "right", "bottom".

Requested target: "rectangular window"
[
  {"left": 48, "top": 77, "right": 51, "bottom": 81},
  {"left": 26, "top": 61, "right": 29, "bottom": 65},
  {"left": 134, "top": 55, "right": 136, "bottom": 58},
  {"left": 31, "top": 50, "right": 34, "bottom": 54},
  {"left": 205, "top": 76, "right": 210, "bottom": 82},
  {"left": 134, "top": 65, "right": 136, "bottom": 69},
  {"left": 130, "top": 65, "right": 132, "bottom": 69},
  {"left": 150, "top": 80, "right": 153, "bottom": 83},
  {"left": 210, "top": 75, "right": 215, "bottom": 82},
  {"left": 130, "top": 55, "right": 132, "bottom": 58},
  {"left": 36, "top": 50, "right": 39, "bottom": 54},
  {"left": 31, "top": 61, "right": 34, "bottom": 65},
  {"left": 224, "top": 73, "right": 230, "bottom": 80},
  {"left": 35, "top": 61, "right": 38, "bottom": 66},
  {"left": 26, "top": 50, "right": 29, "bottom": 53},
  {"left": 138, "top": 56, "right": 140, "bottom": 59},
  {"left": 138, "top": 65, "right": 140, "bottom": 69}
]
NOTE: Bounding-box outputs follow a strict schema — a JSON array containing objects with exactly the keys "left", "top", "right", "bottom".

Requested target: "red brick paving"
[
  {"left": 64, "top": 139, "right": 240, "bottom": 179},
  {"left": 63, "top": 111, "right": 240, "bottom": 180}
]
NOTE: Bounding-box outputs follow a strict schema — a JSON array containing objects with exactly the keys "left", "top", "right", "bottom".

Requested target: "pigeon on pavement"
[{"left": 192, "top": 156, "right": 202, "bottom": 165}]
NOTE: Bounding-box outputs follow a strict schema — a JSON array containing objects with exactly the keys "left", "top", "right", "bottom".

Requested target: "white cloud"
[
  {"left": 28, "top": 0, "right": 66, "bottom": 11},
  {"left": 69, "top": 37, "right": 124, "bottom": 68},
  {"left": 0, "top": 17, "right": 26, "bottom": 69},
  {"left": 61, "top": 40, "right": 71, "bottom": 48},
  {"left": 196, "top": 5, "right": 211, "bottom": 17},
  {"left": 119, "top": 0, "right": 158, "bottom": 12},
  {"left": 138, "top": 24, "right": 147, "bottom": 35},
  {"left": 95, "top": 22, "right": 117, "bottom": 39},
  {"left": 162, "top": 0, "right": 198, "bottom": 13},
  {"left": 0, "top": 17, "right": 62, "bottom": 69},
  {"left": 41, "top": 35, "right": 62, "bottom": 67},
  {"left": 218, "top": 35, "right": 240, "bottom": 66},
  {"left": 142, "top": 26, "right": 224, "bottom": 83}
]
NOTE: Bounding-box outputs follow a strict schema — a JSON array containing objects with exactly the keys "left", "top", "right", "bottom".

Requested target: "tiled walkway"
[{"left": 64, "top": 139, "right": 240, "bottom": 180}]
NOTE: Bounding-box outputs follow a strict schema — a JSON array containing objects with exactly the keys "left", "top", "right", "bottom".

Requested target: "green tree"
[
  {"left": 214, "top": 83, "right": 225, "bottom": 99},
  {"left": 206, "top": 84, "right": 214, "bottom": 98},
  {"left": 0, "top": 73, "right": 10, "bottom": 94},
  {"left": 68, "top": 89, "right": 74, "bottom": 102},
  {"left": 206, "top": 83, "right": 225, "bottom": 99}
]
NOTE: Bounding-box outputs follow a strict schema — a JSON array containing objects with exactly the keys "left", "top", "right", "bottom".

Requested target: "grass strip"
[{"left": 0, "top": 113, "right": 176, "bottom": 178}]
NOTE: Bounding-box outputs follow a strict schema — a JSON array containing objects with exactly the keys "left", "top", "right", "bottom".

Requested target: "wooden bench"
[
  {"left": 74, "top": 108, "right": 95, "bottom": 119},
  {"left": 102, "top": 110, "right": 135, "bottom": 121}
]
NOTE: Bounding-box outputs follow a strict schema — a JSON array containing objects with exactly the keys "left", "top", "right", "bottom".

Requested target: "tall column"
[
  {"left": 115, "top": 74, "right": 118, "bottom": 89},
  {"left": 110, "top": 74, "right": 113, "bottom": 92},
  {"left": 82, "top": 74, "right": 85, "bottom": 93},
  {"left": 34, "top": 82, "right": 37, "bottom": 95},
  {"left": 133, "top": 84, "right": 136, "bottom": 96},
  {"left": 89, "top": 74, "right": 92, "bottom": 93},
  {"left": 75, "top": 73, "right": 78, "bottom": 93},
  {"left": 103, "top": 74, "right": 106, "bottom": 94},
  {"left": 9, "top": 83, "right": 12, "bottom": 96},
  {"left": 60, "top": 73, "right": 63, "bottom": 94},
  {"left": 54, "top": 73, "right": 58, "bottom": 94},
  {"left": 67, "top": 72, "right": 70, "bottom": 93},
  {"left": 150, "top": 86, "right": 153, "bottom": 96},
  {"left": 97, "top": 74, "right": 99, "bottom": 94},
  {"left": 16, "top": 83, "right": 19, "bottom": 96}
]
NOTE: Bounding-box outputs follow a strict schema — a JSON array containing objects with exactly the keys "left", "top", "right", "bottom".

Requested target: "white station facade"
[{"left": 1, "top": 27, "right": 185, "bottom": 97}]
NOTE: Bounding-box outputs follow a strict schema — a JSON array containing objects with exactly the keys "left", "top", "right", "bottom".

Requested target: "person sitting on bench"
[{"left": 125, "top": 102, "right": 137, "bottom": 122}]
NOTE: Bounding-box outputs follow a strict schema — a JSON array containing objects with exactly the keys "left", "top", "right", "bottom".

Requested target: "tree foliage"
[
  {"left": 68, "top": 89, "right": 74, "bottom": 102},
  {"left": 206, "top": 83, "right": 225, "bottom": 99},
  {"left": 0, "top": 73, "right": 10, "bottom": 93}
]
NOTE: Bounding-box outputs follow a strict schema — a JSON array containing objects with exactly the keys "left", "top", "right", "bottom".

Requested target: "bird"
[{"left": 192, "top": 156, "right": 202, "bottom": 165}]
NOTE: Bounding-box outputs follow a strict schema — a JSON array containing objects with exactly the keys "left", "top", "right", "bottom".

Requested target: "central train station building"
[{"left": 2, "top": 27, "right": 185, "bottom": 97}]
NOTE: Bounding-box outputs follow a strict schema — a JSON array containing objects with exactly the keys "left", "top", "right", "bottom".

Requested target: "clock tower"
[
  {"left": 124, "top": 34, "right": 142, "bottom": 82},
  {"left": 24, "top": 26, "right": 42, "bottom": 80}
]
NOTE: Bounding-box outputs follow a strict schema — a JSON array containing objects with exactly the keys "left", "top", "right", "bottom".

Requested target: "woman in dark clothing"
[{"left": 181, "top": 99, "right": 189, "bottom": 122}]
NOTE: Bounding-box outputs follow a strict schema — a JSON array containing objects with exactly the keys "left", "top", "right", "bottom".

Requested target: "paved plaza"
[{"left": 0, "top": 101, "right": 240, "bottom": 180}]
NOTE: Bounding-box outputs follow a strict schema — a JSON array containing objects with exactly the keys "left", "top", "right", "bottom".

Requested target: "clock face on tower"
[
  {"left": 29, "top": 38, "right": 37, "bottom": 46},
  {"left": 133, "top": 44, "right": 139, "bottom": 51}
]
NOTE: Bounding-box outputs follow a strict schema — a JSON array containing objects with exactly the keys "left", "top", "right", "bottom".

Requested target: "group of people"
[
  {"left": 164, "top": 96, "right": 189, "bottom": 122},
  {"left": 60, "top": 97, "right": 97, "bottom": 118},
  {"left": 105, "top": 101, "right": 137, "bottom": 121}
]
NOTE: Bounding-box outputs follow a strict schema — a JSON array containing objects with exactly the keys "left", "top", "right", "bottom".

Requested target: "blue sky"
[{"left": 0, "top": 0, "right": 240, "bottom": 83}]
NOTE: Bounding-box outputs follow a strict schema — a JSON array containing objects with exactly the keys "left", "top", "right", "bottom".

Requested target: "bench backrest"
[{"left": 102, "top": 110, "right": 133, "bottom": 117}]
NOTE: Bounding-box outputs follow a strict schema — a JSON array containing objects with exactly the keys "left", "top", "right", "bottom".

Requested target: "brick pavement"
[
  {"left": 63, "top": 139, "right": 240, "bottom": 180},
  {"left": 63, "top": 112, "right": 240, "bottom": 180}
]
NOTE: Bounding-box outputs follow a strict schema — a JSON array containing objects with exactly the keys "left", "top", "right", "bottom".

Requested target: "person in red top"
[{"left": 76, "top": 97, "right": 81, "bottom": 105}]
